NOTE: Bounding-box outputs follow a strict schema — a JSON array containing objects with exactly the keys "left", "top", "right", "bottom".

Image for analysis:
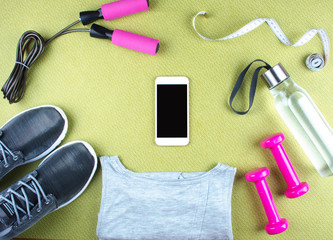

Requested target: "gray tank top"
[{"left": 97, "top": 156, "right": 236, "bottom": 240}]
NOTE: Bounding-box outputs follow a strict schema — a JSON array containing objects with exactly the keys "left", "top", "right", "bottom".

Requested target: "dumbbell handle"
[
  {"left": 270, "top": 144, "right": 300, "bottom": 188},
  {"left": 254, "top": 179, "right": 281, "bottom": 223}
]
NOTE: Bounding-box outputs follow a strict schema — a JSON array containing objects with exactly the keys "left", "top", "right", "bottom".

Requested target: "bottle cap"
[{"left": 262, "top": 63, "right": 290, "bottom": 89}]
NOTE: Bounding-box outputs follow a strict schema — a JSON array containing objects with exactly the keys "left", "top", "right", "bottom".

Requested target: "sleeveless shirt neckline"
[{"left": 110, "top": 156, "right": 229, "bottom": 183}]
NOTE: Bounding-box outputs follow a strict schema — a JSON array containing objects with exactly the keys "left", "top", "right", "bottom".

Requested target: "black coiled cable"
[{"left": 2, "top": 20, "right": 89, "bottom": 103}]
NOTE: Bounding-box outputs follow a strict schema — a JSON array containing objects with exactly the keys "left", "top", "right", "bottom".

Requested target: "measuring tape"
[{"left": 193, "top": 11, "right": 330, "bottom": 71}]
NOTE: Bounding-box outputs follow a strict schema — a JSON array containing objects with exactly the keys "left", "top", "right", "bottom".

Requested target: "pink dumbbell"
[
  {"left": 261, "top": 133, "right": 309, "bottom": 198},
  {"left": 245, "top": 167, "right": 288, "bottom": 235}
]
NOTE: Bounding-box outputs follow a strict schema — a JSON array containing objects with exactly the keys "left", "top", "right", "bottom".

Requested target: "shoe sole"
[
  {"left": 38, "top": 141, "right": 98, "bottom": 210},
  {"left": 1, "top": 105, "right": 68, "bottom": 164}
]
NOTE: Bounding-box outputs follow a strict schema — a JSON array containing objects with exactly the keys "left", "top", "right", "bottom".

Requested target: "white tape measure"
[{"left": 193, "top": 11, "right": 330, "bottom": 71}]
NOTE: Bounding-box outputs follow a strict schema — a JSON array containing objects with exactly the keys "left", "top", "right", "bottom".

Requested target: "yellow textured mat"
[{"left": 1, "top": 0, "right": 333, "bottom": 239}]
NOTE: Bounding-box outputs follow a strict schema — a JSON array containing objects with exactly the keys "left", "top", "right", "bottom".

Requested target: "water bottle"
[{"left": 262, "top": 63, "right": 333, "bottom": 177}]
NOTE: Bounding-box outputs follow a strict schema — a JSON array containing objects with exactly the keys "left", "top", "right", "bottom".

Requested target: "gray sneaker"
[
  {"left": 0, "top": 105, "right": 68, "bottom": 180},
  {"left": 0, "top": 141, "right": 98, "bottom": 240}
]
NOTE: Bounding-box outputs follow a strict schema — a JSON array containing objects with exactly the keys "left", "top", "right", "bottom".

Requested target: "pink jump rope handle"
[
  {"left": 89, "top": 24, "right": 159, "bottom": 55},
  {"left": 101, "top": 0, "right": 149, "bottom": 21},
  {"left": 112, "top": 29, "right": 159, "bottom": 55},
  {"left": 261, "top": 133, "right": 309, "bottom": 198},
  {"left": 80, "top": 0, "right": 149, "bottom": 25},
  {"left": 245, "top": 167, "right": 288, "bottom": 235},
  {"left": 93, "top": 0, "right": 158, "bottom": 55}
]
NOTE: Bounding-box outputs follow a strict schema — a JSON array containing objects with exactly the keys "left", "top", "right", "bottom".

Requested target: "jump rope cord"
[{"left": 1, "top": 20, "right": 89, "bottom": 104}]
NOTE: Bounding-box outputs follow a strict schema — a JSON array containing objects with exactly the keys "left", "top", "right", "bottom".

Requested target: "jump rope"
[{"left": 2, "top": 0, "right": 159, "bottom": 104}]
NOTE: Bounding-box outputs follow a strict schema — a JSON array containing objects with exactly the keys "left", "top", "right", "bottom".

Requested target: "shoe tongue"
[{"left": 0, "top": 181, "right": 38, "bottom": 227}]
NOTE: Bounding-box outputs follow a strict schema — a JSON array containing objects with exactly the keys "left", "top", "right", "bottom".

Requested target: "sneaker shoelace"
[
  {"left": 0, "top": 175, "right": 50, "bottom": 225},
  {"left": 0, "top": 139, "right": 19, "bottom": 168}
]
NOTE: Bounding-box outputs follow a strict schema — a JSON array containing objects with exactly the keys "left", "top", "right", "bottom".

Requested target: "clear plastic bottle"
[{"left": 262, "top": 63, "right": 333, "bottom": 177}]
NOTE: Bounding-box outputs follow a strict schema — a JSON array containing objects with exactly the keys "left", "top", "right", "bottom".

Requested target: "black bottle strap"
[{"left": 229, "top": 59, "right": 271, "bottom": 115}]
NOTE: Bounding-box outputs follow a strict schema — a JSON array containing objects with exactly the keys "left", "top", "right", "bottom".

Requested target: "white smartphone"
[{"left": 155, "top": 76, "right": 189, "bottom": 146}]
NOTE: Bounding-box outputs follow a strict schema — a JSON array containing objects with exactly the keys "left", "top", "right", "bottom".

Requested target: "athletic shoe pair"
[{"left": 0, "top": 105, "right": 98, "bottom": 240}]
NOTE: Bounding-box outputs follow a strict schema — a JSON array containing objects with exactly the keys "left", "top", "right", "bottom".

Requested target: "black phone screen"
[{"left": 157, "top": 84, "right": 187, "bottom": 138}]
